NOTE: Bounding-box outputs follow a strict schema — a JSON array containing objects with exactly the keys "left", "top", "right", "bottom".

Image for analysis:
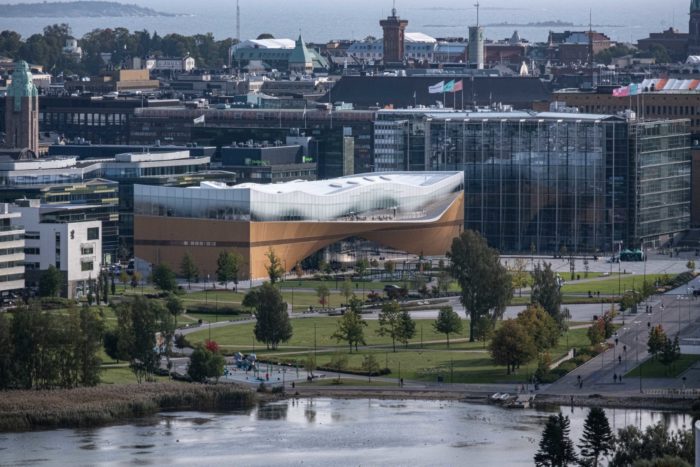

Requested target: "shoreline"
[{"left": 0, "top": 383, "right": 694, "bottom": 434}]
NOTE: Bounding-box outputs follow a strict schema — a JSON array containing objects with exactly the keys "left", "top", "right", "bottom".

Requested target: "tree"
[
  {"left": 659, "top": 335, "right": 681, "bottom": 374},
  {"left": 531, "top": 262, "right": 564, "bottom": 328},
  {"left": 361, "top": 354, "right": 380, "bottom": 382},
  {"left": 516, "top": 304, "right": 560, "bottom": 352},
  {"left": 534, "top": 412, "right": 578, "bottom": 467},
  {"left": 340, "top": 277, "right": 354, "bottom": 304},
  {"left": 243, "top": 283, "right": 292, "bottom": 350},
  {"left": 75, "top": 307, "right": 106, "bottom": 386},
  {"left": 447, "top": 230, "right": 512, "bottom": 341},
  {"left": 119, "top": 270, "right": 129, "bottom": 291},
  {"left": 377, "top": 301, "right": 402, "bottom": 352},
  {"left": 131, "top": 271, "right": 142, "bottom": 289},
  {"left": 216, "top": 251, "right": 241, "bottom": 290},
  {"left": 384, "top": 260, "right": 395, "bottom": 278},
  {"left": 355, "top": 258, "right": 369, "bottom": 282},
  {"left": 331, "top": 307, "right": 367, "bottom": 352},
  {"left": 587, "top": 321, "right": 605, "bottom": 346},
  {"left": 489, "top": 320, "right": 536, "bottom": 375},
  {"left": 304, "top": 353, "right": 316, "bottom": 377},
  {"left": 328, "top": 353, "right": 349, "bottom": 382},
  {"left": 510, "top": 258, "right": 529, "bottom": 297},
  {"left": 294, "top": 262, "right": 303, "bottom": 281},
  {"left": 610, "top": 422, "right": 694, "bottom": 467},
  {"left": 647, "top": 325, "right": 667, "bottom": 360},
  {"left": 188, "top": 347, "right": 224, "bottom": 383},
  {"left": 165, "top": 294, "right": 184, "bottom": 319},
  {"left": 316, "top": 284, "right": 331, "bottom": 307},
  {"left": 433, "top": 306, "right": 463, "bottom": 348},
  {"left": 180, "top": 252, "right": 199, "bottom": 289},
  {"left": 686, "top": 260, "right": 695, "bottom": 273},
  {"left": 115, "top": 297, "right": 176, "bottom": 383},
  {"left": 436, "top": 270, "right": 453, "bottom": 295},
  {"left": 0, "top": 313, "right": 13, "bottom": 389},
  {"left": 152, "top": 263, "right": 177, "bottom": 292},
  {"left": 39, "top": 264, "right": 63, "bottom": 297},
  {"left": 579, "top": 407, "right": 613, "bottom": 467},
  {"left": 265, "top": 248, "right": 284, "bottom": 284},
  {"left": 396, "top": 310, "right": 416, "bottom": 349},
  {"left": 103, "top": 329, "right": 123, "bottom": 362},
  {"left": 473, "top": 315, "right": 495, "bottom": 347}
]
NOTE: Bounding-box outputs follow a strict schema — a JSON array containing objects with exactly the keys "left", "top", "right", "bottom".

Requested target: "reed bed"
[{"left": 0, "top": 382, "right": 255, "bottom": 432}]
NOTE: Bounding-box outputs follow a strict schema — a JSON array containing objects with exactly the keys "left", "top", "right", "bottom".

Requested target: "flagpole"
[
  {"left": 453, "top": 90, "right": 456, "bottom": 109},
  {"left": 461, "top": 89, "right": 464, "bottom": 110}
]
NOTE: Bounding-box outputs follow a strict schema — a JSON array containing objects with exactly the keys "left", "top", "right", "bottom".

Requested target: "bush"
[
  {"left": 37, "top": 296, "right": 77, "bottom": 310},
  {"left": 186, "top": 304, "right": 244, "bottom": 316}
]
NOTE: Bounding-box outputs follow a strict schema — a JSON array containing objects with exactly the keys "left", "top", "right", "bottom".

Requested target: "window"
[
  {"left": 24, "top": 247, "right": 40, "bottom": 255},
  {"left": 81, "top": 261, "right": 94, "bottom": 272},
  {"left": 87, "top": 227, "right": 100, "bottom": 240},
  {"left": 25, "top": 231, "right": 40, "bottom": 240},
  {"left": 81, "top": 245, "right": 94, "bottom": 256}
]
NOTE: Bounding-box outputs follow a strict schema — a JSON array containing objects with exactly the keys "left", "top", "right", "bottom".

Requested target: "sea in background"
[{"left": 0, "top": 0, "right": 692, "bottom": 45}]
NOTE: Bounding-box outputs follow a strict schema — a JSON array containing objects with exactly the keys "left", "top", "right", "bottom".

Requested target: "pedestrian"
[
  {"left": 291, "top": 381, "right": 295, "bottom": 389},
  {"left": 613, "top": 373, "right": 617, "bottom": 383},
  {"left": 400, "top": 377, "right": 404, "bottom": 387},
  {"left": 618, "top": 355, "right": 622, "bottom": 364}
]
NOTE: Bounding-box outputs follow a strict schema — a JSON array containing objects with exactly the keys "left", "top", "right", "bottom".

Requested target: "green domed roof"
[
  {"left": 7, "top": 61, "right": 38, "bottom": 111},
  {"left": 289, "top": 35, "right": 312, "bottom": 65}
]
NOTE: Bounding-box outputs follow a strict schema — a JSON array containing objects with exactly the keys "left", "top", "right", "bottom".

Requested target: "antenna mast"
[
  {"left": 236, "top": 0, "right": 241, "bottom": 42},
  {"left": 475, "top": 1, "right": 480, "bottom": 27}
]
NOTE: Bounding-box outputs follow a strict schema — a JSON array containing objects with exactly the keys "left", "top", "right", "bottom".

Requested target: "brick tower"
[
  {"left": 4, "top": 60, "right": 39, "bottom": 155},
  {"left": 689, "top": 0, "right": 700, "bottom": 54},
  {"left": 380, "top": 4, "right": 409, "bottom": 65}
]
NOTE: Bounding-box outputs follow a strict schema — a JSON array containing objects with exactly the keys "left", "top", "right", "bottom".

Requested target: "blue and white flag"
[{"left": 428, "top": 81, "right": 445, "bottom": 94}]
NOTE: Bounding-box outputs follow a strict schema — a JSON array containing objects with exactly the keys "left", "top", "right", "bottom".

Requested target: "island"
[{"left": 1, "top": 1, "right": 178, "bottom": 18}]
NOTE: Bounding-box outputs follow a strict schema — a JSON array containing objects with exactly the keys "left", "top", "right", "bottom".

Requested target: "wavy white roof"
[
  {"left": 233, "top": 38, "right": 296, "bottom": 51},
  {"left": 405, "top": 32, "right": 437, "bottom": 43},
  {"left": 200, "top": 172, "right": 461, "bottom": 196}
]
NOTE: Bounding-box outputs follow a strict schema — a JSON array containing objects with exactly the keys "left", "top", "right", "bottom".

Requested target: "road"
[{"left": 541, "top": 275, "right": 700, "bottom": 397}]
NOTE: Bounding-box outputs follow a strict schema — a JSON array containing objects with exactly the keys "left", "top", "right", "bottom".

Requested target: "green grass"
[
  {"left": 625, "top": 354, "right": 700, "bottom": 379},
  {"left": 299, "top": 377, "right": 396, "bottom": 387},
  {"left": 278, "top": 279, "right": 404, "bottom": 291},
  {"left": 99, "top": 365, "right": 167, "bottom": 385},
  {"left": 187, "top": 316, "right": 589, "bottom": 384},
  {"left": 561, "top": 274, "right": 667, "bottom": 295}
]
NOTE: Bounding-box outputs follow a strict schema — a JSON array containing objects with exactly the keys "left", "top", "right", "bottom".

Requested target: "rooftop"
[{"left": 195, "top": 172, "right": 461, "bottom": 197}]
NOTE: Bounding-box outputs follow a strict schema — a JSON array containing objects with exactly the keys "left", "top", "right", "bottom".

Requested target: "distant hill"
[{"left": 1, "top": 1, "right": 178, "bottom": 18}]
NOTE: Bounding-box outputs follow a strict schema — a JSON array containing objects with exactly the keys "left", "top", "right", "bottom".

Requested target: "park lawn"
[
  {"left": 625, "top": 354, "right": 700, "bottom": 379},
  {"left": 278, "top": 279, "right": 404, "bottom": 291},
  {"left": 99, "top": 365, "right": 169, "bottom": 385},
  {"left": 185, "top": 290, "right": 246, "bottom": 303},
  {"left": 561, "top": 274, "right": 668, "bottom": 295},
  {"left": 187, "top": 317, "right": 462, "bottom": 352}
]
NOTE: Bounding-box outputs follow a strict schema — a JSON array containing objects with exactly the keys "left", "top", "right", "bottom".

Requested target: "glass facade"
[
  {"left": 419, "top": 113, "right": 691, "bottom": 253},
  {"left": 134, "top": 172, "right": 464, "bottom": 223}
]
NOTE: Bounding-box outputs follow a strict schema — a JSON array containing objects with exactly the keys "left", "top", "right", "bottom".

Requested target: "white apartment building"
[
  {"left": 11, "top": 200, "right": 102, "bottom": 299},
  {"left": 145, "top": 56, "right": 196, "bottom": 72},
  {"left": 0, "top": 203, "right": 25, "bottom": 298}
]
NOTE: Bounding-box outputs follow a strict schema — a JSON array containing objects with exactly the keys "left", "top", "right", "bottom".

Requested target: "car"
[{"left": 693, "top": 289, "right": 700, "bottom": 297}]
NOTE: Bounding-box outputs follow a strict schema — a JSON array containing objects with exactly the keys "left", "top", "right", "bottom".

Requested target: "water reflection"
[{"left": 0, "top": 400, "right": 690, "bottom": 467}]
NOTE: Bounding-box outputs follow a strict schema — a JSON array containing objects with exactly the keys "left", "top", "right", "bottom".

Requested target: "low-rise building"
[
  {"left": 12, "top": 199, "right": 102, "bottom": 298},
  {"left": 145, "top": 56, "right": 196, "bottom": 73},
  {"left": 0, "top": 203, "right": 24, "bottom": 299}
]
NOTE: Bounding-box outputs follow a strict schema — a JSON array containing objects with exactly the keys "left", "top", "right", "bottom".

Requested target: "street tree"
[
  {"left": 265, "top": 248, "right": 284, "bottom": 284},
  {"left": 180, "top": 252, "right": 199, "bottom": 289},
  {"left": 436, "top": 270, "right": 453, "bottom": 295},
  {"left": 489, "top": 319, "right": 537, "bottom": 375},
  {"left": 165, "top": 294, "right": 184, "bottom": 319},
  {"left": 103, "top": 329, "right": 123, "bottom": 362},
  {"left": 659, "top": 335, "right": 681, "bottom": 374},
  {"left": 510, "top": 257, "right": 530, "bottom": 297},
  {"left": 152, "top": 263, "right": 177, "bottom": 292},
  {"left": 340, "top": 277, "right": 354, "bottom": 304},
  {"left": 534, "top": 412, "right": 578, "bottom": 467},
  {"left": 243, "top": 282, "right": 292, "bottom": 350},
  {"left": 531, "top": 262, "right": 565, "bottom": 328},
  {"left": 473, "top": 315, "right": 495, "bottom": 348},
  {"left": 119, "top": 270, "right": 129, "bottom": 291},
  {"left": 579, "top": 407, "right": 613, "bottom": 467},
  {"left": 609, "top": 422, "right": 694, "bottom": 467},
  {"left": 515, "top": 304, "right": 560, "bottom": 352},
  {"left": 75, "top": 307, "right": 106, "bottom": 387},
  {"left": 216, "top": 250, "right": 241, "bottom": 290},
  {"left": 433, "top": 306, "right": 463, "bottom": 348},
  {"left": 38, "top": 264, "right": 63, "bottom": 297},
  {"left": 331, "top": 307, "right": 367, "bottom": 352},
  {"left": 294, "top": 262, "right": 303, "bottom": 281},
  {"left": 447, "top": 230, "right": 513, "bottom": 341},
  {"left": 361, "top": 354, "right": 380, "bottom": 382},
  {"left": 355, "top": 258, "right": 369, "bottom": 282},
  {"left": 396, "top": 310, "right": 417, "bottom": 349},
  {"left": 377, "top": 301, "right": 402, "bottom": 352},
  {"left": 647, "top": 325, "right": 667, "bottom": 360},
  {"left": 316, "top": 284, "right": 330, "bottom": 307}
]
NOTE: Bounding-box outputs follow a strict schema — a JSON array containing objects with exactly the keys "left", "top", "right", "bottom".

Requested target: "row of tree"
[
  {"left": 0, "top": 305, "right": 104, "bottom": 389},
  {"left": 0, "top": 25, "right": 236, "bottom": 76},
  {"left": 535, "top": 407, "right": 693, "bottom": 467}
]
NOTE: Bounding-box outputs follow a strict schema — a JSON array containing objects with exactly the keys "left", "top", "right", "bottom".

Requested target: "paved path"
[{"left": 541, "top": 274, "right": 700, "bottom": 397}]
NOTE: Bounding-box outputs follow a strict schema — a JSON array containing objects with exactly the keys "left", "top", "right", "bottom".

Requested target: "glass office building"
[{"left": 415, "top": 111, "right": 690, "bottom": 253}]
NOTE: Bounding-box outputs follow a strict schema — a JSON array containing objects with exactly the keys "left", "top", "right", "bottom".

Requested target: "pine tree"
[
  {"left": 534, "top": 412, "right": 578, "bottom": 467},
  {"left": 579, "top": 407, "right": 613, "bottom": 467}
]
